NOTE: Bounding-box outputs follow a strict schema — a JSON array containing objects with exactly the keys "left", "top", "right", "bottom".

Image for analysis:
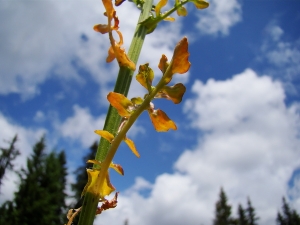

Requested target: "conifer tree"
[
  {"left": 0, "top": 136, "right": 68, "bottom": 225},
  {"left": 277, "top": 197, "right": 300, "bottom": 225},
  {"left": 246, "top": 198, "right": 258, "bottom": 225},
  {"left": 237, "top": 204, "right": 248, "bottom": 225},
  {"left": 0, "top": 135, "right": 20, "bottom": 191},
  {"left": 213, "top": 187, "right": 237, "bottom": 225}
]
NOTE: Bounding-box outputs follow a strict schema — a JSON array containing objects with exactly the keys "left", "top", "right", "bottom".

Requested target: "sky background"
[{"left": 0, "top": 0, "right": 300, "bottom": 224}]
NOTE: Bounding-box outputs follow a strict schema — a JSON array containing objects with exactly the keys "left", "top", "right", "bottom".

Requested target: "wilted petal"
[
  {"left": 177, "top": 6, "right": 188, "bottom": 16},
  {"left": 94, "top": 130, "right": 115, "bottom": 143},
  {"left": 171, "top": 37, "right": 190, "bottom": 74},
  {"left": 107, "top": 92, "right": 135, "bottom": 117},
  {"left": 156, "top": 83, "right": 186, "bottom": 104},
  {"left": 158, "top": 54, "right": 169, "bottom": 74},
  {"left": 124, "top": 137, "right": 140, "bottom": 158},
  {"left": 102, "top": 0, "right": 115, "bottom": 20},
  {"left": 115, "top": 0, "right": 126, "bottom": 6},
  {"left": 96, "top": 192, "right": 119, "bottom": 215},
  {"left": 136, "top": 63, "right": 154, "bottom": 91},
  {"left": 155, "top": 0, "right": 168, "bottom": 16},
  {"left": 87, "top": 159, "right": 102, "bottom": 167},
  {"left": 110, "top": 162, "right": 124, "bottom": 175},
  {"left": 131, "top": 97, "right": 144, "bottom": 106},
  {"left": 163, "top": 17, "right": 175, "bottom": 22},
  {"left": 188, "top": 0, "right": 209, "bottom": 9},
  {"left": 94, "top": 24, "right": 110, "bottom": 34},
  {"left": 148, "top": 109, "right": 177, "bottom": 132},
  {"left": 107, "top": 45, "right": 116, "bottom": 63}
]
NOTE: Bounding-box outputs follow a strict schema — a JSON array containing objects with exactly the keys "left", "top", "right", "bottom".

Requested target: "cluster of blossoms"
[{"left": 66, "top": 0, "right": 209, "bottom": 224}]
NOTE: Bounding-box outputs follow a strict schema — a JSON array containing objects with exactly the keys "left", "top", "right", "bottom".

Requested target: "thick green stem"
[
  {"left": 77, "top": 1, "right": 153, "bottom": 225},
  {"left": 95, "top": 0, "right": 154, "bottom": 164}
]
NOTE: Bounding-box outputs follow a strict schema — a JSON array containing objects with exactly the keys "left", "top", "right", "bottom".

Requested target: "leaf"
[
  {"left": 148, "top": 109, "right": 177, "bottom": 132},
  {"left": 188, "top": 0, "right": 209, "bottom": 9},
  {"left": 156, "top": 83, "right": 186, "bottom": 104},
  {"left": 107, "top": 92, "right": 135, "bottom": 117},
  {"left": 124, "top": 137, "right": 140, "bottom": 158},
  {"left": 136, "top": 63, "right": 154, "bottom": 92},
  {"left": 94, "top": 130, "right": 115, "bottom": 143},
  {"left": 81, "top": 169, "right": 115, "bottom": 198},
  {"left": 171, "top": 37, "right": 190, "bottom": 74},
  {"left": 177, "top": 6, "right": 188, "bottom": 16},
  {"left": 158, "top": 54, "right": 169, "bottom": 74}
]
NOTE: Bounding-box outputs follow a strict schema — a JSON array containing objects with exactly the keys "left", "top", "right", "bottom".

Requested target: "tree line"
[
  {"left": 213, "top": 188, "right": 300, "bottom": 225},
  {"left": 0, "top": 135, "right": 299, "bottom": 225}
]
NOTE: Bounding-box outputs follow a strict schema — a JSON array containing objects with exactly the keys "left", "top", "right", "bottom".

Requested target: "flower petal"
[
  {"left": 177, "top": 6, "right": 188, "bottom": 16},
  {"left": 94, "top": 130, "right": 115, "bottom": 143},
  {"left": 107, "top": 92, "right": 135, "bottom": 117},
  {"left": 124, "top": 137, "right": 140, "bottom": 158},
  {"left": 171, "top": 37, "right": 190, "bottom": 74},
  {"left": 155, "top": 0, "right": 168, "bottom": 16},
  {"left": 188, "top": 0, "right": 209, "bottom": 9},
  {"left": 136, "top": 63, "right": 154, "bottom": 91},
  {"left": 156, "top": 83, "right": 186, "bottom": 104},
  {"left": 81, "top": 169, "right": 115, "bottom": 198},
  {"left": 110, "top": 162, "right": 124, "bottom": 175},
  {"left": 148, "top": 109, "right": 177, "bottom": 132},
  {"left": 158, "top": 54, "right": 169, "bottom": 74}
]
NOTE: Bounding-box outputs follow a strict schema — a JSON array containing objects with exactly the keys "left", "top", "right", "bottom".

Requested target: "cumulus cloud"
[
  {"left": 94, "top": 69, "right": 300, "bottom": 225},
  {"left": 0, "top": 0, "right": 189, "bottom": 101},
  {"left": 196, "top": 0, "right": 242, "bottom": 36},
  {"left": 59, "top": 105, "right": 105, "bottom": 148},
  {"left": 256, "top": 23, "right": 300, "bottom": 94}
]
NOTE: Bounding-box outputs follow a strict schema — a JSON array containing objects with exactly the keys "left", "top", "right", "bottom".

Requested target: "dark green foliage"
[
  {"left": 0, "top": 136, "right": 68, "bottom": 225},
  {"left": 0, "top": 135, "right": 20, "bottom": 191},
  {"left": 236, "top": 198, "right": 259, "bottom": 225},
  {"left": 237, "top": 204, "right": 248, "bottom": 225},
  {"left": 213, "top": 187, "right": 237, "bottom": 225},
  {"left": 276, "top": 197, "right": 300, "bottom": 225},
  {"left": 246, "top": 198, "right": 258, "bottom": 225}
]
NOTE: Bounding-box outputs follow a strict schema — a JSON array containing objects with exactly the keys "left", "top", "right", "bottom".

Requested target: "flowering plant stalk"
[{"left": 66, "top": 0, "right": 209, "bottom": 224}]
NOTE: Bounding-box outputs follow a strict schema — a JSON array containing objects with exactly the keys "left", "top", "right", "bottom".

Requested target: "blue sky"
[{"left": 0, "top": 0, "right": 300, "bottom": 224}]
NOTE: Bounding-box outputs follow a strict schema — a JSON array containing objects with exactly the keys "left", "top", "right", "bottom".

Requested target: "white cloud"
[
  {"left": 93, "top": 69, "right": 300, "bottom": 225},
  {"left": 59, "top": 105, "right": 105, "bottom": 148},
  {"left": 0, "top": 113, "right": 47, "bottom": 203},
  {"left": 196, "top": 0, "right": 242, "bottom": 36},
  {"left": 58, "top": 104, "right": 145, "bottom": 148},
  {"left": 0, "top": 0, "right": 189, "bottom": 101},
  {"left": 257, "top": 23, "right": 300, "bottom": 94}
]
